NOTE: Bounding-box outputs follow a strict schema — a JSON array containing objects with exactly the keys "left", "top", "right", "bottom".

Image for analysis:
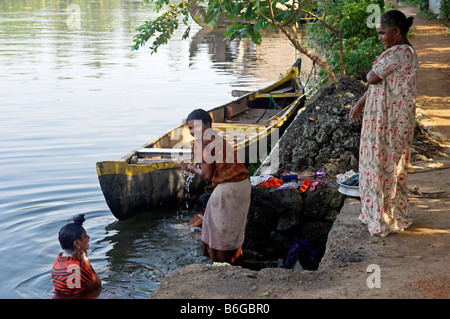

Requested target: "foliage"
[
  {"left": 337, "top": 37, "right": 384, "bottom": 77},
  {"left": 416, "top": 0, "right": 429, "bottom": 11},
  {"left": 134, "top": 0, "right": 317, "bottom": 46},
  {"left": 441, "top": 0, "right": 450, "bottom": 21},
  {"left": 247, "top": 158, "right": 262, "bottom": 177},
  {"left": 306, "top": 0, "right": 385, "bottom": 77},
  {"left": 132, "top": 1, "right": 191, "bottom": 53}
]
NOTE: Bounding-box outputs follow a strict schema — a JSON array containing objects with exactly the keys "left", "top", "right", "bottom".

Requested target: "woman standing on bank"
[
  {"left": 349, "top": 10, "right": 418, "bottom": 236},
  {"left": 181, "top": 109, "right": 251, "bottom": 265}
]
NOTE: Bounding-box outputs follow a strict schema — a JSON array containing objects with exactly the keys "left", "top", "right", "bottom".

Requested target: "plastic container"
[
  {"left": 337, "top": 181, "right": 360, "bottom": 197},
  {"left": 282, "top": 174, "right": 298, "bottom": 181}
]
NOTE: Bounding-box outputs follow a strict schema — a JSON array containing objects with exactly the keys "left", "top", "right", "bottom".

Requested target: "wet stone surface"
[{"left": 243, "top": 186, "right": 345, "bottom": 270}]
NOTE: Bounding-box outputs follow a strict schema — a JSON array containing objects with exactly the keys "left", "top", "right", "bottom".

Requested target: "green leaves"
[
  {"left": 224, "top": 22, "right": 262, "bottom": 44},
  {"left": 132, "top": 1, "right": 189, "bottom": 53},
  {"left": 134, "top": 0, "right": 384, "bottom": 81},
  {"left": 307, "top": 0, "right": 385, "bottom": 76},
  {"left": 132, "top": 0, "right": 337, "bottom": 81}
]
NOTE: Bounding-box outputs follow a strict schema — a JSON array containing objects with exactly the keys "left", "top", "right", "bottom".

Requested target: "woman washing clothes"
[
  {"left": 349, "top": 10, "right": 418, "bottom": 236},
  {"left": 181, "top": 109, "right": 251, "bottom": 265}
]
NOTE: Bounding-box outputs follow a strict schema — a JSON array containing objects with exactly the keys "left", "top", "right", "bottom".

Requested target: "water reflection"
[
  {"left": 189, "top": 27, "right": 252, "bottom": 64},
  {"left": 100, "top": 209, "right": 206, "bottom": 298}
]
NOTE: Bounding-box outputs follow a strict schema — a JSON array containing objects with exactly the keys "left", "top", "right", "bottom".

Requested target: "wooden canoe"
[{"left": 96, "top": 59, "right": 306, "bottom": 220}]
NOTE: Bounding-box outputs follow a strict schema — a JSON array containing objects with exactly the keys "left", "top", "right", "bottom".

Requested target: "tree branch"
[
  {"left": 258, "top": 6, "right": 337, "bottom": 82},
  {"left": 267, "top": 0, "right": 276, "bottom": 24},
  {"left": 300, "top": 8, "right": 346, "bottom": 76}
]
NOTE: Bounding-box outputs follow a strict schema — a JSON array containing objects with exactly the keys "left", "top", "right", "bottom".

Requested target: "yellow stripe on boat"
[{"left": 96, "top": 160, "right": 181, "bottom": 177}]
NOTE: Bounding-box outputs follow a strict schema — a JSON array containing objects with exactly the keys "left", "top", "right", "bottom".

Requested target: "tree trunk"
[{"left": 278, "top": 27, "right": 337, "bottom": 83}]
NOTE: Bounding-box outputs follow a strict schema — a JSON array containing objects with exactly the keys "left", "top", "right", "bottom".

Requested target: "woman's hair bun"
[
  {"left": 406, "top": 16, "right": 414, "bottom": 28},
  {"left": 380, "top": 10, "right": 414, "bottom": 34},
  {"left": 73, "top": 214, "right": 85, "bottom": 226}
]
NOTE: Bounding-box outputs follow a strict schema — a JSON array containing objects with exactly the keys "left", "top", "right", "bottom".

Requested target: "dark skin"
[
  {"left": 72, "top": 230, "right": 101, "bottom": 291},
  {"left": 188, "top": 208, "right": 204, "bottom": 227},
  {"left": 180, "top": 120, "right": 213, "bottom": 180},
  {"left": 349, "top": 24, "right": 412, "bottom": 123}
]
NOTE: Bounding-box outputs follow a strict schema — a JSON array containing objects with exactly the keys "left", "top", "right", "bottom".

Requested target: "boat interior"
[{"left": 129, "top": 77, "right": 302, "bottom": 164}]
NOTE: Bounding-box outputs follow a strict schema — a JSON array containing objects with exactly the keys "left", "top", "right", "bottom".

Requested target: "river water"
[{"left": 0, "top": 0, "right": 312, "bottom": 298}]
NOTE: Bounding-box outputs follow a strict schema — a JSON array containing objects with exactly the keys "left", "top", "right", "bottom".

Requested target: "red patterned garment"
[
  {"left": 52, "top": 253, "right": 95, "bottom": 296},
  {"left": 195, "top": 132, "right": 249, "bottom": 188},
  {"left": 359, "top": 45, "right": 418, "bottom": 236}
]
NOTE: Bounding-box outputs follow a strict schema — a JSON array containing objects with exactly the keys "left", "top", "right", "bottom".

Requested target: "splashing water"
[{"left": 182, "top": 169, "right": 196, "bottom": 208}]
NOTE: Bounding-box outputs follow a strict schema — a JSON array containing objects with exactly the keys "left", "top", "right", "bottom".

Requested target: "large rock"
[
  {"left": 278, "top": 77, "right": 367, "bottom": 174},
  {"left": 278, "top": 76, "right": 445, "bottom": 174},
  {"left": 243, "top": 185, "right": 345, "bottom": 267},
  {"left": 244, "top": 186, "right": 303, "bottom": 260},
  {"left": 303, "top": 188, "right": 345, "bottom": 222}
]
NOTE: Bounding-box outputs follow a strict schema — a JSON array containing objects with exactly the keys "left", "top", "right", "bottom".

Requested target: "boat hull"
[{"left": 96, "top": 161, "right": 204, "bottom": 220}]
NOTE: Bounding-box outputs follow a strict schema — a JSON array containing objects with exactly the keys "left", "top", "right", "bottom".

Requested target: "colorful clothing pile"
[
  {"left": 337, "top": 170, "right": 359, "bottom": 186},
  {"left": 309, "top": 180, "right": 329, "bottom": 192},
  {"left": 253, "top": 174, "right": 329, "bottom": 193},
  {"left": 258, "top": 176, "right": 283, "bottom": 188}
]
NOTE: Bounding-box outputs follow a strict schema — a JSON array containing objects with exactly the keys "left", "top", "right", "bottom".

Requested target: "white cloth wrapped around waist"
[{"left": 201, "top": 179, "right": 251, "bottom": 251}]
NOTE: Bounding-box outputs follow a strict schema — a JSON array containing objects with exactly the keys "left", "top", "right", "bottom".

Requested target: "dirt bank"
[
  {"left": 150, "top": 2, "right": 450, "bottom": 300},
  {"left": 403, "top": 3, "right": 450, "bottom": 139}
]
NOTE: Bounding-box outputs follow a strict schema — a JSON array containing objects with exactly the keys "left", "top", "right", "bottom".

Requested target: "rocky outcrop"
[
  {"left": 278, "top": 76, "right": 445, "bottom": 174},
  {"left": 242, "top": 77, "right": 365, "bottom": 269},
  {"left": 243, "top": 185, "right": 345, "bottom": 270},
  {"left": 279, "top": 77, "right": 367, "bottom": 175}
]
